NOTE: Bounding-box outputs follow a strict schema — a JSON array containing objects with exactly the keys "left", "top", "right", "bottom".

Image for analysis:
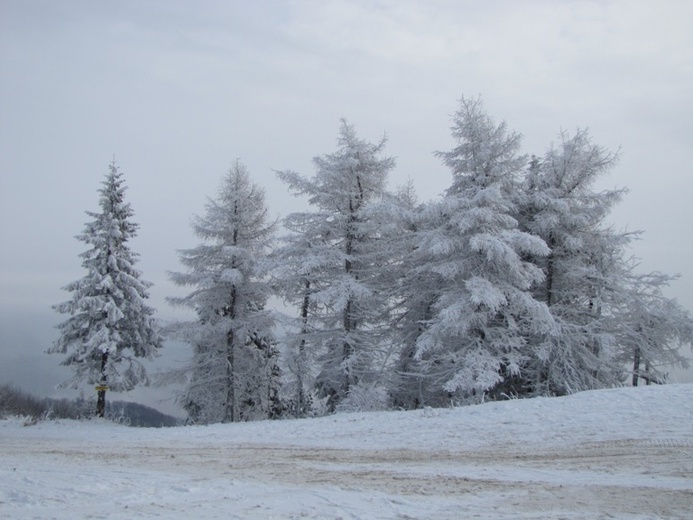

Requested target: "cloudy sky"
[{"left": 1, "top": 0, "right": 691, "bottom": 413}]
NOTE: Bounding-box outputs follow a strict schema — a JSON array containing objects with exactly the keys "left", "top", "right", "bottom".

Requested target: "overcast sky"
[{"left": 1, "top": 0, "right": 691, "bottom": 413}]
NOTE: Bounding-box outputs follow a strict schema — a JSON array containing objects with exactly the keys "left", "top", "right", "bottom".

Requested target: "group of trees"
[{"left": 51, "top": 97, "right": 693, "bottom": 422}]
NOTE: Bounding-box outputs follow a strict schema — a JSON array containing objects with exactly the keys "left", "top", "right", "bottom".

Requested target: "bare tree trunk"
[
  {"left": 342, "top": 299, "right": 354, "bottom": 398},
  {"left": 224, "top": 222, "right": 240, "bottom": 423},
  {"left": 544, "top": 237, "right": 555, "bottom": 307},
  {"left": 224, "top": 329, "right": 237, "bottom": 422},
  {"left": 296, "top": 281, "right": 311, "bottom": 416},
  {"left": 342, "top": 205, "right": 356, "bottom": 403},
  {"left": 632, "top": 346, "right": 641, "bottom": 386},
  {"left": 96, "top": 351, "right": 108, "bottom": 418}
]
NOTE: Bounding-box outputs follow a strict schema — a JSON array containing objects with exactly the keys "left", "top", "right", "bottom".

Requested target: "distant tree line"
[
  {"left": 0, "top": 384, "right": 180, "bottom": 427},
  {"left": 50, "top": 95, "right": 693, "bottom": 424}
]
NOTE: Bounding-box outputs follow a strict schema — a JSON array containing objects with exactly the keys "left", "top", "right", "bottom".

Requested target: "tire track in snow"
[{"left": 4, "top": 425, "right": 692, "bottom": 519}]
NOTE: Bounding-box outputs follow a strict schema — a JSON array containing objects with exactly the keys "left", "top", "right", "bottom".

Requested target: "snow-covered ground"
[{"left": 1, "top": 384, "right": 692, "bottom": 519}]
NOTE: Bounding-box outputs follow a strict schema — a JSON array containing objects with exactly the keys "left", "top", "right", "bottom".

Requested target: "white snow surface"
[{"left": 2, "top": 384, "right": 692, "bottom": 519}]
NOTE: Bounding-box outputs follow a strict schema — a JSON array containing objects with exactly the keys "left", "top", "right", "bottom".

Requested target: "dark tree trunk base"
[{"left": 96, "top": 389, "right": 106, "bottom": 417}]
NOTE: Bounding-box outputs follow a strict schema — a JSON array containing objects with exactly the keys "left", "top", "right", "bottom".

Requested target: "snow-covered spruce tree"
[
  {"left": 168, "top": 161, "right": 280, "bottom": 423},
  {"left": 410, "top": 96, "right": 554, "bottom": 402},
  {"left": 50, "top": 162, "right": 162, "bottom": 417},
  {"left": 275, "top": 119, "right": 395, "bottom": 412}
]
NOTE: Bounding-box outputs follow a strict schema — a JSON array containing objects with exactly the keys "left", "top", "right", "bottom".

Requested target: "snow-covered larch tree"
[
  {"left": 50, "top": 162, "right": 162, "bottom": 417},
  {"left": 383, "top": 184, "right": 449, "bottom": 409},
  {"left": 617, "top": 271, "right": 692, "bottom": 386},
  {"left": 271, "top": 210, "right": 328, "bottom": 417},
  {"left": 168, "top": 161, "right": 279, "bottom": 423},
  {"left": 411, "top": 96, "right": 554, "bottom": 402},
  {"left": 275, "top": 119, "right": 395, "bottom": 412},
  {"left": 517, "top": 129, "right": 629, "bottom": 394},
  {"left": 518, "top": 129, "right": 693, "bottom": 393}
]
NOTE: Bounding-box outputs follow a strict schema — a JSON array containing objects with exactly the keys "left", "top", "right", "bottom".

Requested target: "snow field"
[{"left": 1, "top": 384, "right": 692, "bottom": 519}]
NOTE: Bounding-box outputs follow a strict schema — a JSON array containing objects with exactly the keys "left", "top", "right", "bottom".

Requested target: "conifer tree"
[
  {"left": 50, "top": 162, "right": 162, "bottom": 417},
  {"left": 275, "top": 119, "right": 395, "bottom": 412},
  {"left": 271, "top": 211, "right": 326, "bottom": 417},
  {"left": 168, "top": 161, "right": 279, "bottom": 423},
  {"left": 368, "top": 181, "right": 443, "bottom": 409},
  {"left": 519, "top": 129, "right": 693, "bottom": 393},
  {"left": 517, "top": 130, "right": 628, "bottom": 393},
  {"left": 618, "top": 271, "right": 692, "bottom": 386},
  {"left": 410, "top": 97, "right": 554, "bottom": 401}
]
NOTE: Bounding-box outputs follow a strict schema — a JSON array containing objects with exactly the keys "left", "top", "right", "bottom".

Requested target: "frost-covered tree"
[
  {"left": 517, "top": 130, "right": 628, "bottom": 394},
  {"left": 410, "top": 96, "right": 554, "bottom": 402},
  {"left": 168, "top": 161, "right": 279, "bottom": 423},
  {"left": 50, "top": 162, "right": 162, "bottom": 417},
  {"left": 275, "top": 119, "right": 395, "bottom": 412},
  {"left": 271, "top": 211, "right": 327, "bottom": 417},
  {"left": 617, "top": 271, "right": 692, "bottom": 386},
  {"left": 518, "top": 129, "right": 693, "bottom": 393},
  {"left": 373, "top": 181, "right": 444, "bottom": 409}
]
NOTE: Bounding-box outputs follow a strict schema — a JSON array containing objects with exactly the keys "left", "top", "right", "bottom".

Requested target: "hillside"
[{"left": 1, "top": 384, "right": 692, "bottom": 519}]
